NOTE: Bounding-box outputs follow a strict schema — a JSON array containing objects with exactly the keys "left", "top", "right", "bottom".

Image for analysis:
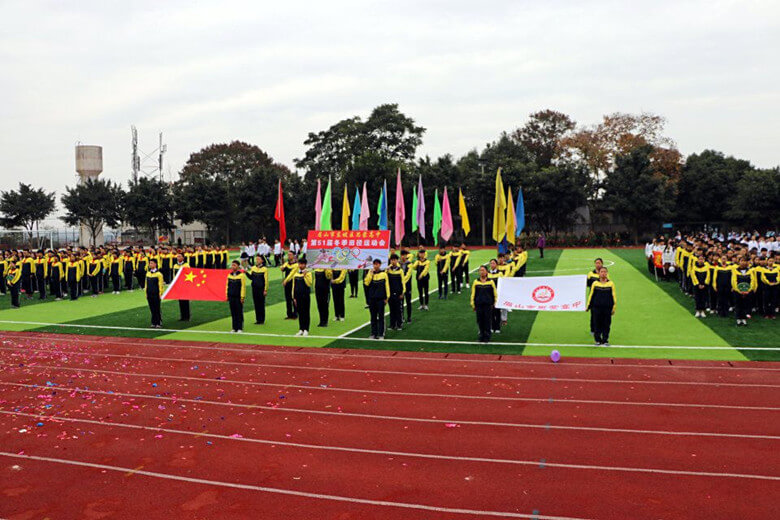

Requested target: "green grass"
[{"left": 1, "top": 248, "right": 777, "bottom": 361}]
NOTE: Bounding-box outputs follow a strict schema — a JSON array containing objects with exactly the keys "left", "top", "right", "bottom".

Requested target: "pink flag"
[
  {"left": 359, "top": 182, "right": 370, "bottom": 230},
  {"left": 441, "top": 186, "right": 453, "bottom": 242},
  {"left": 394, "top": 168, "right": 405, "bottom": 246},
  {"left": 314, "top": 178, "right": 322, "bottom": 231},
  {"left": 417, "top": 175, "right": 426, "bottom": 239}
]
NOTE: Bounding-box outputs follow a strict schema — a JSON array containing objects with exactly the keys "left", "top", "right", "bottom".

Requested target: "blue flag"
[
  {"left": 378, "top": 179, "right": 388, "bottom": 231},
  {"left": 351, "top": 185, "right": 361, "bottom": 230},
  {"left": 516, "top": 187, "right": 525, "bottom": 235}
]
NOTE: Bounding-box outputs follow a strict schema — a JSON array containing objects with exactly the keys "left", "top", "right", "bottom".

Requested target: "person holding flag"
[
  {"left": 409, "top": 248, "right": 430, "bottom": 310},
  {"left": 172, "top": 253, "right": 191, "bottom": 321},
  {"left": 287, "top": 256, "right": 313, "bottom": 336},
  {"left": 145, "top": 259, "right": 165, "bottom": 328},
  {"left": 225, "top": 260, "right": 246, "bottom": 333}
]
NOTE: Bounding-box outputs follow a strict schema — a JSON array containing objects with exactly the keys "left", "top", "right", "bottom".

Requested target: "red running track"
[{"left": 0, "top": 331, "right": 778, "bottom": 519}]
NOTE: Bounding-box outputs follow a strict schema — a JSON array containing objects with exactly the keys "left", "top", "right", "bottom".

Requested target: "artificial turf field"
[{"left": 0, "top": 248, "right": 777, "bottom": 361}]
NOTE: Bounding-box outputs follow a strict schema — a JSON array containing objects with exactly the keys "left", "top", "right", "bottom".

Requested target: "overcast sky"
[{"left": 2, "top": 0, "right": 778, "bottom": 205}]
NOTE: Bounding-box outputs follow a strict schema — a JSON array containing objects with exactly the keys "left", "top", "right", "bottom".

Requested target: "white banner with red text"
[{"left": 496, "top": 274, "right": 587, "bottom": 312}]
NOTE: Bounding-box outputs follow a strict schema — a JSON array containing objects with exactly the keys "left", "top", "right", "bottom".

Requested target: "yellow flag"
[
  {"left": 341, "top": 184, "right": 351, "bottom": 231},
  {"left": 506, "top": 187, "right": 516, "bottom": 245},
  {"left": 492, "top": 168, "right": 506, "bottom": 243},
  {"left": 458, "top": 188, "right": 471, "bottom": 236}
]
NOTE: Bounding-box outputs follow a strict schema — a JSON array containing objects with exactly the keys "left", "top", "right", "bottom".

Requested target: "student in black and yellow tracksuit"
[
  {"left": 690, "top": 255, "right": 711, "bottom": 318},
  {"left": 6, "top": 262, "right": 22, "bottom": 308},
  {"left": 48, "top": 255, "right": 64, "bottom": 300},
  {"left": 487, "top": 259, "right": 503, "bottom": 333},
  {"left": 732, "top": 257, "right": 756, "bottom": 326},
  {"left": 225, "top": 260, "right": 246, "bottom": 332},
  {"left": 712, "top": 257, "right": 734, "bottom": 318},
  {"left": 409, "top": 249, "right": 430, "bottom": 310},
  {"left": 0, "top": 256, "right": 8, "bottom": 295},
  {"left": 386, "top": 254, "right": 406, "bottom": 331},
  {"left": 88, "top": 256, "right": 103, "bottom": 297},
  {"left": 586, "top": 258, "right": 604, "bottom": 336},
  {"left": 135, "top": 251, "right": 149, "bottom": 289},
  {"left": 434, "top": 247, "right": 450, "bottom": 299},
  {"left": 402, "top": 256, "right": 414, "bottom": 324},
  {"left": 460, "top": 244, "right": 471, "bottom": 288},
  {"left": 313, "top": 267, "right": 332, "bottom": 327},
  {"left": 20, "top": 253, "right": 34, "bottom": 298},
  {"left": 172, "top": 254, "right": 190, "bottom": 321},
  {"left": 34, "top": 252, "right": 48, "bottom": 300},
  {"left": 512, "top": 245, "right": 528, "bottom": 278},
  {"left": 758, "top": 258, "right": 778, "bottom": 319},
  {"left": 364, "top": 259, "right": 390, "bottom": 339},
  {"left": 145, "top": 259, "right": 165, "bottom": 328},
  {"left": 123, "top": 251, "right": 135, "bottom": 290},
  {"left": 64, "top": 254, "right": 83, "bottom": 301},
  {"left": 331, "top": 269, "right": 347, "bottom": 321},
  {"left": 246, "top": 255, "right": 269, "bottom": 325},
  {"left": 281, "top": 251, "right": 298, "bottom": 320},
  {"left": 471, "top": 266, "right": 498, "bottom": 343},
  {"left": 586, "top": 266, "right": 616, "bottom": 346},
  {"left": 449, "top": 245, "right": 462, "bottom": 294},
  {"left": 348, "top": 269, "right": 359, "bottom": 298},
  {"left": 109, "top": 252, "right": 123, "bottom": 294},
  {"left": 284, "top": 257, "right": 312, "bottom": 336}
]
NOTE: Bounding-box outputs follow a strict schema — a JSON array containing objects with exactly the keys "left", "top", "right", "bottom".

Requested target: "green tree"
[
  {"left": 512, "top": 109, "right": 576, "bottom": 168},
  {"left": 125, "top": 177, "right": 175, "bottom": 239},
  {"left": 523, "top": 163, "right": 590, "bottom": 233},
  {"left": 602, "top": 145, "right": 672, "bottom": 243},
  {"left": 726, "top": 168, "right": 780, "bottom": 229},
  {"left": 60, "top": 179, "right": 123, "bottom": 246},
  {"left": 0, "top": 183, "right": 56, "bottom": 238}
]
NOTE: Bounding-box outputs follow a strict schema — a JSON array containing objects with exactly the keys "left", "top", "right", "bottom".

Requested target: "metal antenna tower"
[{"left": 131, "top": 125, "right": 167, "bottom": 182}]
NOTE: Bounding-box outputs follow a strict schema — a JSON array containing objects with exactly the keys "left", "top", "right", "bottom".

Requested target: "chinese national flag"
[{"left": 162, "top": 268, "right": 231, "bottom": 301}]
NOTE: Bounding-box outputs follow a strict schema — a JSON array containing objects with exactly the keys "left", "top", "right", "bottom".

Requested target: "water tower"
[{"left": 75, "top": 145, "right": 104, "bottom": 246}]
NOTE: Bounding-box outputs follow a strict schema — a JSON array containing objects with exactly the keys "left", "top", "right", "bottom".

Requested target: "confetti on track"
[{"left": 0, "top": 331, "right": 778, "bottom": 519}]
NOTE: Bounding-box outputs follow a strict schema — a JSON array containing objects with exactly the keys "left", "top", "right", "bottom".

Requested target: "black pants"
[
  {"left": 179, "top": 300, "right": 190, "bottom": 321},
  {"left": 763, "top": 285, "right": 777, "bottom": 317},
  {"left": 0, "top": 275, "right": 6, "bottom": 294},
  {"left": 161, "top": 267, "right": 171, "bottom": 284},
  {"left": 734, "top": 293, "right": 751, "bottom": 319},
  {"left": 332, "top": 283, "right": 345, "bottom": 319},
  {"left": 90, "top": 275, "right": 100, "bottom": 295},
  {"left": 539, "top": 247, "right": 544, "bottom": 258},
  {"left": 476, "top": 304, "right": 492, "bottom": 342},
  {"left": 369, "top": 299, "right": 386, "bottom": 337},
  {"left": 68, "top": 279, "right": 79, "bottom": 300},
  {"left": 135, "top": 270, "right": 146, "bottom": 289},
  {"left": 9, "top": 283, "right": 20, "bottom": 307},
  {"left": 295, "top": 292, "right": 310, "bottom": 332},
  {"left": 694, "top": 285, "right": 708, "bottom": 311},
  {"left": 463, "top": 261, "right": 470, "bottom": 284},
  {"left": 252, "top": 286, "right": 265, "bottom": 324},
  {"left": 228, "top": 297, "right": 243, "bottom": 331},
  {"left": 147, "top": 295, "right": 162, "bottom": 326},
  {"left": 716, "top": 289, "right": 730, "bottom": 317},
  {"left": 348, "top": 271, "right": 359, "bottom": 297},
  {"left": 591, "top": 306, "right": 612, "bottom": 344},
  {"left": 389, "top": 294, "right": 403, "bottom": 329},
  {"left": 22, "top": 273, "right": 33, "bottom": 296},
  {"left": 36, "top": 273, "right": 46, "bottom": 299},
  {"left": 417, "top": 276, "right": 429, "bottom": 306},
  {"left": 491, "top": 308, "right": 501, "bottom": 332},
  {"left": 315, "top": 286, "right": 330, "bottom": 326},
  {"left": 124, "top": 268, "right": 134, "bottom": 290},
  {"left": 451, "top": 267, "right": 461, "bottom": 294},
  {"left": 284, "top": 283, "right": 297, "bottom": 318},
  {"left": 111, "top": 272, "right": 121, "bottom": 292},
  {"left": 437, "top": 272, "right": 448, "bottom": 298},
  {"left": 404, "top": 290, "right": 412, "bottom": 321},
  {"left": 49, "top": 277, "right": 61, "bottom": 299}
]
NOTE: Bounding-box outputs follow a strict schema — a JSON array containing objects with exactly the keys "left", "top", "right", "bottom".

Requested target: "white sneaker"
[
  {"left": 302, "top": 330, "right": 309, "bottom": 336},
  {"left": 377, "top": 336, "right": 384, "bottom": 340},
  {"left": 230, "top": 330, "right": 236, "bottom": 333},
  {"left": 418, "top": 305, "right": 424, "bottom": 310},
  {"left": 295, "top": 330, "right": 303, "bottom": 336},
  {"left": 465, "top": 283, "right": 469, "bottom": 288},
  {"left": 236, "top": 329, "right": 242, "bottom": 333}
]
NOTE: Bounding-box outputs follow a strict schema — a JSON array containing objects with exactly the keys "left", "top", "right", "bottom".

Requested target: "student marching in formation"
[
  {"left": 6, "top": 261, "right": 21, "bottom": 308},
  {"left": 449, "top": 244, "right": 462, "bottom": 294},
  {"left": 246, "top": 255, "right": 269, "bottom": 324},
  {"left": 281, "top": 251, "right": 298, "bottom": 320},
  {"left": 226, "top": 260, "right": 246, "bottom": 333},
  {"left": 434, "top": 246, "right": 450, "bottom": 299},
  {"left": 145, "top": 259, "right": 165, "bottom": 328},
  {"left": 330, "top": 269, "right": 347, "bottom": 321},
  {"left": 586, "top": 266, "right": 616, "bottom": 346},
  {"left": 173, "top": 253, "right": 191, "bottom": 321},
  {"left": 409, "top": 248, "right": 430, "bottom": 310},
  {"left": 471, "top": 265, "right": 498, "bottom": 343},
  {"left": 400, "top": 250, "right": 414, "bottom": 323},
  {"left": 512, "top": 245, "right": 527, "bottom": 277},
  {"left": 313, "top": 266, "right": 332, "bottom": 327},
  {"left": 460, "top": 244, "right": 471, "bottom": 288},
  {"left": 285, "top": 256, "right": 312, "bottom": 336},
  {"left": 364, "top": 259, "right": 390, "bottom": 339},
  {"left": 386, "top": 254, "right": 406, "bottom": 330}
]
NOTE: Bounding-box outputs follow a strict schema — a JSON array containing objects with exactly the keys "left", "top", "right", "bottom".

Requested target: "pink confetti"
[
  {"left": 230, "top": 433, "right": 243, "bottom": 438},
  {"left": 445, "top": 423, "right": 459, "bottom": 428}
]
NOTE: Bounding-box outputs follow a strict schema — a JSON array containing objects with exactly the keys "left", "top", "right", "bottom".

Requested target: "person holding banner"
[
  {"left": 586, "top": 267, "right": 616, "bottom": 346},
  {"left": 246, "top": 255, "right": 269, "bottom": 324},
  {"left": 409, "top": 248, "right": 430, "bottom": 310},
  {"left": 172, "top": 253, "right": 191, "bottom": 321},
  {"left": 286, "top": 257, "right": 312, "bottom": 336},
  {"left": 364, "top": 259, "right": 390, "bottom": 339},
  {"left": 226, "top": 260, "right": 246, "bottom": 333},
  {"left": 435, "top": 247, "right": 451, "bottom": 299},
  {"left": 471, "top": 265, "right": 498, "bottom": 343},
  {"left": 145, "top": 259, "right": 165, "bottom": 328}
]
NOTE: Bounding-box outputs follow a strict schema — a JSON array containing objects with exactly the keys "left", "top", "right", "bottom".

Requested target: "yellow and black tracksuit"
[
  {"left": 512, "top": 251, "right": 528, "bottom": 278},
  {"left": 586, "top": 280, "right": 616, "bottom": 345},
  {"left": 450, "top": 250, "right": 463, "bottom": 294},
  {"left": 6, "top": 265, "right": 22, "bottom": 307},
  {"left": 690, "top": 262, "right": 711, "bottom": 312},
  {"left": 487, "top": 268, "right": 503, "bottom": 332},
  {"left": 285, "top": 268, "right": 312, "bottom": 332},
  {"left": 712, "top": 264, "right": 734, "bottom": 317},
  {"left": 731, "top": 268, "right": 757, "bottom": 322},
  {"left": 386, "top": 265, "right": 406, "bottom": 330},
  {"left": 281, "top": 260, "right": 298, "bottom": 319},
  {"left": 87, "top": 259, "right": 103, "bottom": 296},
  {"left": 758, "top": 266, "right": 779, "bottom": 318},
  {"left": 159, "top": 253, "right": 174, "bottom": 283},
  {"left": 471, "top": 278, "right": 497, "bottom": 343},
  {"left": 246, "top": 265, "right": 269, "bottom": 324},
  {"left": 109, "top": 255, "right": 123, "bottom": 293},
  {"left": 348, "top": 269, "right": 359, "bottom": 298},
  {"left": 145, "top": 269, "right": 165, "bottom": 327},
  {"left": 20, "top": 256, "right": 34, "bottom": 296},
  {"left": 48, "top": 258, "right": 64, "bottom": 299},
  {"left": 409, "top": 257, "right": 430, "bottom": 307},
  {"left": 586, "top": 269, "right": 600, "bottom": 334},
  {"left": 226, "top": 271, "right": 246, "bottom": 332},
  {"left": 173, "top": 261, "right": 191, "bottom": 320},
  {"left": 364, "top": 269, "right": 390, "bottom": 338},
  {"left": 402, "top": 266, "right": 414, "bottom": 322},
  {"left": 65, "top": 259, "right": 83, "bottom": 300},
  {"left": 313, "top": 268, "right": 333, "bottom": 327},
  {"left": 0, "top": 258, "right": 8, "bottom": 295},
  {"left": 135, "top": 254, "right": 148, "bottom": 289},
  {"left": 123, "top": 254, "right": 135, "bottom": 290},
  {"left": 460, "top": 249, "right": 471, "bottom": 285},
  {"left": 331, "top": 269, "right": 347, "bottom": 321},
  {"left": 34, "top": 257, "right": 48, "bottom": 299},
  {"left": 434, "top": 252, "right": 450, "bottom": 299}
]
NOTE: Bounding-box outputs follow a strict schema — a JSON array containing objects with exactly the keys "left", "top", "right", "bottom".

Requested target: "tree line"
[{"left": 2, "top": 104, "right": 778, "bottom": 246}]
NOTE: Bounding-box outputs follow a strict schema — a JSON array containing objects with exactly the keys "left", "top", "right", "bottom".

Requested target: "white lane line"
[
  {"left": 3, "top": 411, "right": 778, "bottom": 480},
  {"left": 2, "top": 320, "right": 777, "bottom": 351},
  {"left": 3, "top": 382, "right": 778, "bottom": 432},
  {"left": 4, "top": 359, "right": 777, "bottom": 390},
  {"left": 6, "top": 332, "right": 780, "bottom": 372},
  {"left": 0, "top": 451, "right": 590, "bottom": 519}
]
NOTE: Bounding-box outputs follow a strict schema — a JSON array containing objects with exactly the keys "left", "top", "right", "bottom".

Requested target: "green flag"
[
  {"left": 411, "top": 184, "right": 418, "bottom": 233},
  {"left": 432, "top": 188, "right": 442, "bottom": 246},
  {"left": 320, "top": 177, "right": 332, "bottom": 231}
]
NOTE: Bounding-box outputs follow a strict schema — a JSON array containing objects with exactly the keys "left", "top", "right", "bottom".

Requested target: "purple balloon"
[{"left": 550, "top": 350, "right": 561, "bottom": 363}]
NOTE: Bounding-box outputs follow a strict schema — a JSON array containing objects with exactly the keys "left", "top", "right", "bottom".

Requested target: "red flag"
[
  {"left": 652, "top": 250, "right": 663, "bottom": 269},
  {"left": 275, "top": 179, "right": 286, "bottom": 245},
  {"left": 162, "top": 268, "right": 231, "bottom": 301}
]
